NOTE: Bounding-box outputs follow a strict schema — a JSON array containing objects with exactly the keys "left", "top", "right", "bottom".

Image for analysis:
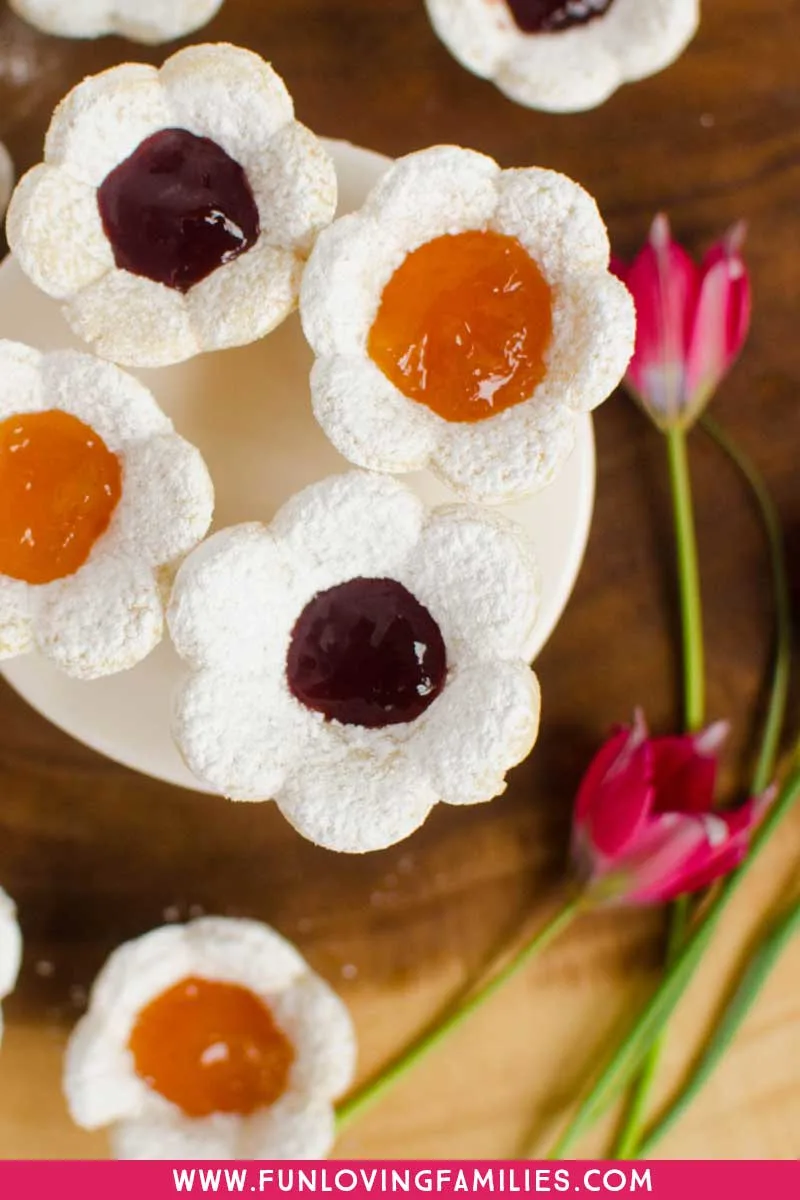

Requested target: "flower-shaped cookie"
[
  {"left": 0, "top": 888, "right": 22, "bottom": 1046},
  {"left": 424, "top": 1, "right": 700, "bottom": 113},
  {"left": 64, "top": 917, "right": 356, "bottom": 1159},
  {"left": 9, "top": 0, "right": 225, "bottom": 44},
  {"left": 300, "top": 146, "right": 635, "bottom": 503},
  {"left": 0, "top": 143, "right": 13, "bottom": 224},
  {"left": 169, "top": 471, "right": 542, "bottom": 853},
  {"left": 0, "top": 340, "right": 214, "bottom": 679},
  {"left": 7, "top": 44, "right": 337, "bottom": 368}
]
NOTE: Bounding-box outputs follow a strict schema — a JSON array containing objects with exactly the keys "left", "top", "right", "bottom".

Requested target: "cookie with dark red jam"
[
  {"left": 287, "top": 577, "right": 447, "bottom": 728},
  {"left": 506, "top": 0, "right": 613, "bottom": 35},
  {"left": 98, "top": 129, "right": 260, "bottom": 294},
  {"left": 422, "top": 1, "right": 699, "bottom": 113},
  {"left": 7, "top": 44, "right": 337, "bottom": 367}
]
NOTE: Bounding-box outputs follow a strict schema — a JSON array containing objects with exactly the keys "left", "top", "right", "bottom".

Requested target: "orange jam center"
[
  {"left": 0, "top": 410, "right": 122, "bottom": 586},
  {"left": 367, "top": 230, "right": 553, "bottom": 423},
  {"left": 129, "top": 977, "right": 295, "bottom": 1119}
]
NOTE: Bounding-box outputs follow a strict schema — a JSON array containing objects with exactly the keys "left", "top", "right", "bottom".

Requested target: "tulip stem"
[
  {"left": 700, "top": 416, "right": 792, "bottom": 795},
  {"left": 622, "top": 417, "right": 793, "bottom": 1157},
  {"left": 335, "top": 896, "right": 584, "bottom": 1134},
  {"left": 637, "top": 896, "right": 800, "bottom": 1157},
  {"left": 611, "top": 897, "right": 689, "bottom": 1158},
  {"left": 548, "top": 758, "right": 800, "bottom": 1160},
  {"left": 665, "top": 428, "right": 705, "bottom": 734},
  {"left": 611, "top": 427, "right": 706, "bottom": 1158},
  {"left": 554, "top": 417, "right": 794, "bottom": 1160}
]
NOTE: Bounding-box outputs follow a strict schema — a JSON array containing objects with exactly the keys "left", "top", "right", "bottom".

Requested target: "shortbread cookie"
[
  {"left": 0, "top": 889, "right": 22, "bottom": 1047},
  {"left": 64, "top": 917, "right": 356, "bottom": 1159},
  {"left": 425, "top": 0, "right": 700, "bottom": 112},
  {"left": 169, "top": 471, "right": 542, "bottom": 853},
  {"left": 0, "top": 340, "right": 214, "bottom": 679},
  {"left": 300, "top": 146, "right": 635, "bottom": 504},
  {"left": 0, "top": 142, "right": 13, "bottom": 223},
  {"left": 7, "top": 44, "right": 337, "bottom": 367},
  {"left": 9, "top": 0, "right": 225, "bottom": 44}
]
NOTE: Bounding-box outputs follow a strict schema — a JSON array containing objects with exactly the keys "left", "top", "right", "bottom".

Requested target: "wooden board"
[{"left": 0, "top": 0, "right": 798, "bottom": 1161}]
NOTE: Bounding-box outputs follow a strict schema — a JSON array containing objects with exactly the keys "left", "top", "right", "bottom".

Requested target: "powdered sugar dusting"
[
  {"left": 9, "top": 0, "right": 226, "bottom": 44},
  {"left": 169, "top": 470, "right": 542, "bottom": 853},
  {"left": 0, "top": 340, "right": 214, "bottom": 680},
  {"left": 424, "top": 0, "right": 700, "bottom": 112},
  {"left": 7, "top": 45, "right": 336, "bottom": 368},
  {"left": 301, "top": 146, "right": 634, "bottom": 503},
  {"left": 64, "top": 917, "right": 356, "bottom": 1159}
]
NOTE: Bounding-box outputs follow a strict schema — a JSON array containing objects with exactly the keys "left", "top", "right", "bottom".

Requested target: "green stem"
[
  {"left": 336, "top": 897, "right": 583, "bottom": 1133},
  {"left": 638, "top": 897, "right": 800, "bottom": 1156},
  {"left": 549, "top": 761, "right": 800, "bottom": 1159},
  {"left": 666, "top": 428, "right": 705, "bottom": 734},
  {"left": 701, "top": 417, "right": 792, "bottom": 795},
  {"left": 613, "top": 427, "right": 706, "bottom": 1158},
  {"left": 608, "top": 418, "right": 790, "bottom": 1160},
  {"left": 619, "top": 416, "right": 794, "bottom": 1156},
  {"left": 613, "top": 897, "right": 690, "bottom": 1158}
]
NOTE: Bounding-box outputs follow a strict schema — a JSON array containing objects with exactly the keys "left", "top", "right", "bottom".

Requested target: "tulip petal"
[
  {"left": 650, "top": 721, "right": 728, "bottom": 815},
  {"left": 684, "top": 225, "right": 751, "bottom": 422},
  {"left": 677, "top": 789, "right": 773, "bottom": 893},
  {"left": 573, "top": 713, "right": 655, "bottom": 859},
  {"left": 625, "top": 793, "right": 767, "bottom": 904},
  {"left": 670, "top": 841, "right": 747, "bottom": 898},
  {"left": 618, "top": 812, "right": 709, "bottom": 904},
  {"left": 622, "top": 214, "right": 700, "bottom": 427}
]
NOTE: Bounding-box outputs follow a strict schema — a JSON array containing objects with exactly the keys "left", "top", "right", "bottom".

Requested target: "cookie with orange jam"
[
  {"left": 64, "top": 917, "right": 356, "bottom": 1159},
  {"left": 300, "top": 146, "right": 635, "bottom": 504},
  {"left": 0, "top": 340, "right": 213, "bottom": 679}
]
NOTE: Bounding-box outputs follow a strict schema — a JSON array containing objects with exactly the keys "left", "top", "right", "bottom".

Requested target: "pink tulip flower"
[
  {"left": 612, "top": 215, "right": 752, "bottom": 430},
  {"left": 573, "top": 712, "right": 772, "bottom": 905}
]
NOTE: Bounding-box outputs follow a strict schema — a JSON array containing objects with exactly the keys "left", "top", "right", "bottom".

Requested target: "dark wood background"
[{"left": 0, "top": 0, "right": 799, "bottom": 1159}]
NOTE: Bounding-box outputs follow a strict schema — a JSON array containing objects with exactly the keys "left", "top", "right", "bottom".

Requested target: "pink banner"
[{"left": 0, "top": 1161, "right": 797, "bottom": 1200}]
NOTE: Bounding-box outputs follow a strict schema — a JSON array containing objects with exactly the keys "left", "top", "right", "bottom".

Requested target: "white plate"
[{"left": 0, "top": 139, "right": 595, "bottom": 792}]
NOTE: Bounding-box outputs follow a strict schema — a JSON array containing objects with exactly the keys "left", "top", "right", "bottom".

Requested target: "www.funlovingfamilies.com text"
[{"left": 173, "top": 1168, "right": 655, "bottom": 1196}]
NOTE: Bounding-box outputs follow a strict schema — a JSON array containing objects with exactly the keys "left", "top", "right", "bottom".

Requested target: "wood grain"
[{"left": 1, "top": 0, "right": 799, "bottom": 1160}]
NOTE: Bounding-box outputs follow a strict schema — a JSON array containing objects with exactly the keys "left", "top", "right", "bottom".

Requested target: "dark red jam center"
[
  {"left": 506, "top": 0, "right": 614, "bottom": 33},
  {"left": 97, "top": 128, "right": 260, "bottom": 294},
  {"left": 286, "top": 578, "right": 447, "bottom": 728}
]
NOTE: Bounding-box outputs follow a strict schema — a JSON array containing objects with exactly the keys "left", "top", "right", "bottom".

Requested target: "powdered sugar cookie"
[
  {"left": 169, "top": 471, "right": 542, "bottom": 853},
  {"left": 0, "top": 143, "right": 13, "bottom": 224},
  {"left": 10, "top": 0, "right": 225, "bottom": 44},
  {"left": 64, "top": 917, "right": 356, "bottom": 1159},
  {"left": 7, "top": 44, "right": 337, "bottom": 367},
  {"left": 0, "top": 340, "right": 214, "bottom": 680},
  {"left": 424, "top": 0, "right": 700, "bottom": 113},
  {"left": 0, "top": 888, "right": 22, "bottom": 1047},
  {"left": 300, "top": 146, "right": 634, "bottom": 504}
]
